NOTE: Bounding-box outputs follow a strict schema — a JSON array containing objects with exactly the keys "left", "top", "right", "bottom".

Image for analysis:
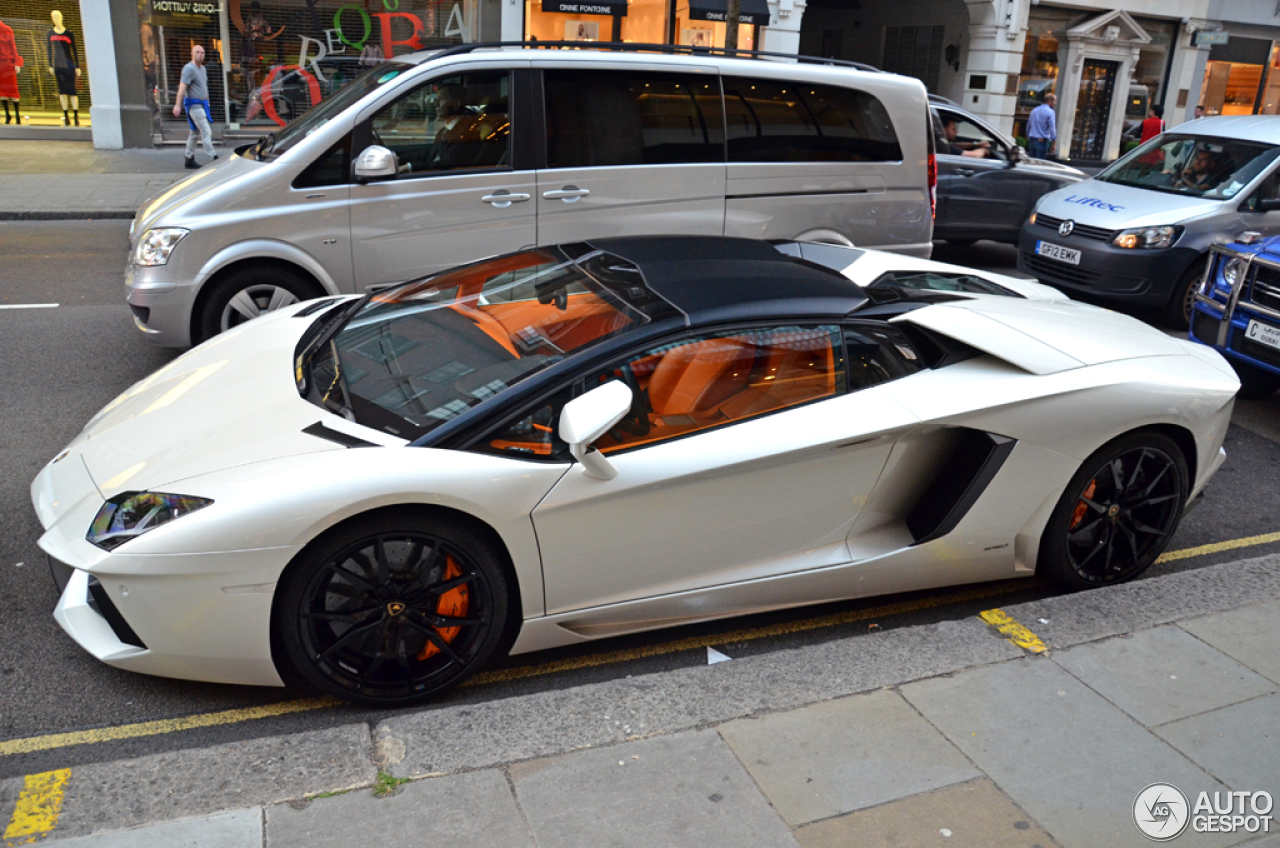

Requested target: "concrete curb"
[
  {"left": 14, "top": 552, "right": 1280, "bottom": 843},
  {"left": 0, "top": 212, "right": 136, "bottom": 221}
]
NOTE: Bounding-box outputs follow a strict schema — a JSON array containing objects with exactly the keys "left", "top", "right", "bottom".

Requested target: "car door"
[
  {"left": 535, "top": 65, "right": 726, "bottom": 243},
  {"left": 933, "top": 108, "right": 1033, "bottom": 240},
  {"left": 348, "top": 66, "right": 538, "bottom": 287},
  {"left": 524, "top": 324, "right": 921, "bottom": 615}
]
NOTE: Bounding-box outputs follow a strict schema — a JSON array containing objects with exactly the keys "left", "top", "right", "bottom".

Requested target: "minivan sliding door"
[{"left": 535, "top": 67, "right": 726, "bottom": 243}]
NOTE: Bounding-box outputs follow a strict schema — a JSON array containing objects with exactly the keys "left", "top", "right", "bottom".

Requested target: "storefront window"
[
  {"left": 524, "top": 0, "right": 762, "bottom": 49},
  {"left": 1200, "top": 37, "right": 1274, "bottom": 118},
  {"left": 0, "top": 0, "right": 92, "bottom": 128},
  {"left": 137, "top": 0, "right": 479, "bottom": 136},
  {"left": 1127, "top": 17, "right": 1175, "bottom": 137}
]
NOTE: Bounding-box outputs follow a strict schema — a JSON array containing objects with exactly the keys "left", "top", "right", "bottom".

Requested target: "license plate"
[
  {"left": 1245, "top": 319, "right": 1280, "bottom": 351},
  {"left": 1036, "top": 240, "right": 1081, "bottom": 265}
]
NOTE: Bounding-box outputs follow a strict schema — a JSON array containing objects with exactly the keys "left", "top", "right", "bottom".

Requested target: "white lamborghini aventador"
[{"left": 32, "top": 237, "right": 1238, "bottom": 705}]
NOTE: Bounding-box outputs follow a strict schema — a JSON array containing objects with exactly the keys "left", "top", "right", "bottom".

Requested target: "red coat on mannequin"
[{"left": 0, "top": 20, "right": 24, "bottom": 100}]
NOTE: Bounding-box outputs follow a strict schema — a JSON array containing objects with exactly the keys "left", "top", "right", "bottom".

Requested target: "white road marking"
[
  {"left": 707, "top": 647, "right": 732, "bottom": 665},
  {"left": 0, "top": 303, "right": 59, "bottom": 309}
]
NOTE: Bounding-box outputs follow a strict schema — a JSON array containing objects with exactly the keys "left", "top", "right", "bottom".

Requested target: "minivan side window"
[
  {"left": 368, "top": 71, "right": 511, "bottom": 178},
  {"left": 293, "top": 132, "right": 353, "bottom": 189},
  {"left": 723, "top": 77, "right": 902, "bottom": 163},
  {"left": 543, "top": 70, "right": 725, "bottom": 168}
]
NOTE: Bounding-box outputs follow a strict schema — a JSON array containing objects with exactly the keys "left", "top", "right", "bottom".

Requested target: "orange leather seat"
[{"left": 647, "top": 338, "right": 756, "bottom": 421}]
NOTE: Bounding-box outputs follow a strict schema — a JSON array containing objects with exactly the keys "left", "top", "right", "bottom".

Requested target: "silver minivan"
[
  {"left": 1019, "top": 115, "right": 1280, "bottom": 327},
  {"left": 127, "top": 46, "right": 933, "bottom": 347}
]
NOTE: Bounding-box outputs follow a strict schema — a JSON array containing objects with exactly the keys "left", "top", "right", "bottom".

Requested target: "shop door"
[
  {"left": 535, "top": 67, "right": 726, "bottom": 245},
  {"left": 1071, "top": 59, "right": 1118, "bottom": 160}
]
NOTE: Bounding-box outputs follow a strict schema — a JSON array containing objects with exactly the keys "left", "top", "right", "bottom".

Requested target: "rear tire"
[
  {"left": 1164, "top": 258, "right": 1207, "bottom": 331},
  {"left": 195, "top": 266, "right": 320, "bottom": 344},
  {"left": 276, "top": 511, "right": 511, "bottom": 707},
  {"left": 1233, "top": 362, "right": 1280, "bottom": 400},
  {"left": 1038, "top": 431, "right": 1188, "bottom": 591}
]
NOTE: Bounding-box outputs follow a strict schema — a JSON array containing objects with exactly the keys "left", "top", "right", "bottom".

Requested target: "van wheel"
[
  {"left": 197, "top": 266, "right": 320, "bottom": 344},
  {"left": 1164, "top": 259, "right": 1206, "bottom": 331}
]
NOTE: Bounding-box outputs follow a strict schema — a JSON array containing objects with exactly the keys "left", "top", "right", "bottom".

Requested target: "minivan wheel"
[
  {"left": 1164, "top": 259, "right": 1206, "bottom": 331},
  {"left": 197, "top": 266, "right": 320, "bottom": 344}
]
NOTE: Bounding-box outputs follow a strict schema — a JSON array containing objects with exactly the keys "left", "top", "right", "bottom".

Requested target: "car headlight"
[
  {"left": 132, "top": 228, "right": 190, "bottom": 266},
  {"left": 87, "top": 492, "right": 213, "bottom": 551},
  {"left": 1111, "top": 225, "right": 1183, "bottom": 249},
  {"left": 1222, "top": 257, "right": 1249, "bottom": 289}
]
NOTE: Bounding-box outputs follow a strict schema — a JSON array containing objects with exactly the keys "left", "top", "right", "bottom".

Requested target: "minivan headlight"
[
  {"left": 132, "top": 228, "right": 190, "bottom": 266},
  {"left": 87, "top": 491, "right": 213, "bottom": 551},
  {"left": 1111, "top": 225, "right": 1183, "bottom": 249}
]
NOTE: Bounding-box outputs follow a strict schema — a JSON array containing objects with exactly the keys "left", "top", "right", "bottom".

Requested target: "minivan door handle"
[
  {"left": 954, "top": 168, "right": 976, "bottom": 177},
  {"left": 544, "top": 186, "right": 590, "bottom": 202},
  {"left": 481, "top": 190, "right": 531, "bottom": 208}
]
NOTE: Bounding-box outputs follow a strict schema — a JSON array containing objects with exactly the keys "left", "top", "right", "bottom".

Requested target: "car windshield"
[
  {"left": 263, "top": 63, "right": 413, "bottom": 157},
  {"left": 308, "top": 249, "right": 651, "bottom": 440},
  {"left": 1096, "top": 134, "right": 1280, "bottom": 199}
]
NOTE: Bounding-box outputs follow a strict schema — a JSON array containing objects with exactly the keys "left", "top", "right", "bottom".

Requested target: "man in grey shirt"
[{"left": 173, "top": 44, "right": 217, "bottom": 169}]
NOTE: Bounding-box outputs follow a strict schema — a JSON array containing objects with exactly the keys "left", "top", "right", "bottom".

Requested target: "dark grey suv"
[{"left": 932, "top": 101, "right": 1085, "bottom": 246}]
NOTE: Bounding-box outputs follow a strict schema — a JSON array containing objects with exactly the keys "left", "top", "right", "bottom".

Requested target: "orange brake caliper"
[
  {"left": 1070, "top": 481, "right": 1098, "bottom": 530},
  {"left": 417, "top": 554, "right": 469, "bottom": 660}
]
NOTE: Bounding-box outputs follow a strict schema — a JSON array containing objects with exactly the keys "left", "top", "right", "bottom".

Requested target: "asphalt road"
[{"left": 3, "top": 222, "right": 1279, "bottom": 779}]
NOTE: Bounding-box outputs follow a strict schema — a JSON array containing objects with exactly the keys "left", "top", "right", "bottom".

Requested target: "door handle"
[
  {"left": 481, "top": 191, "right": 531, "bottom": 208},
  {"left": 955, "top": 168, "right": 976, "bottom": 177},
  {"left": 543, "top": 186, "right": 590, "bottom": 202}
]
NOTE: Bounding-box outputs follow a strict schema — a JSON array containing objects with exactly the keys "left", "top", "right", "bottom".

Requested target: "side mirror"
[
  {"left": 354, "top": 145, "right": 398, "bottom": 183},
  {"left": 558, "top": 380, "right": 633, "bottom": 480},
  {"left": 1256, "top": 198, "right": 1280, "bottom": 213}
]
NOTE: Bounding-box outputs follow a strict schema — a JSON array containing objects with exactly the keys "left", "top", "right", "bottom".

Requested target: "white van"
[
  {"left": 127, "top": 44, "right": 934, "bottom": 347},
  {"left": 1019, "top": 115, "right": 1280, "bottom": 327}
]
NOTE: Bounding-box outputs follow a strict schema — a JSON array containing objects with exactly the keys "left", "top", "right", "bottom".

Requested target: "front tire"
[
  {"left": 1038, "top": 432, "right": 1188, "bottom": 591},
  {"left": 196, "top": 266, "right": 319, "bottom": 344},
  {"left": 276, "top": 512, "right": 510, "bottom": 706},
  {"left": 1164, "top": 259, "right": 1207, "bottom": 331}
]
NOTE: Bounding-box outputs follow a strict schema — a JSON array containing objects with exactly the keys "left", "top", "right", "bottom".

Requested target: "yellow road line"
[
  {"left": 3, "top": 529, "right": 1276, "bottom": 758},
  {"left": 3, "top": 769, "right": 71, "bottom": 845},
  {"left": 1156, "top": 530, "right": 1280, "bottom": 564},
  {"left": 0, "top": 698, "right": 339, "bottom": 759},
  {"left": 979, "top": 608, "right": 1048, "bottom": 653}
]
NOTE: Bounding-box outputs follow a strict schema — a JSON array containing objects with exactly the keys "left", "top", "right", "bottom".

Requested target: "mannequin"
[
  {"left": 46, "top": 10, "right": 82, "bottom": 126},
  {"left": 0, "top": 18, "right": 21, "bottom": 124}
]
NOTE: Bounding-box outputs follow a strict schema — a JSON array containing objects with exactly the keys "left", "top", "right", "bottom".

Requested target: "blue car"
[{"left": 1190, "top": 232, "right": 1280, "bottom": 398}]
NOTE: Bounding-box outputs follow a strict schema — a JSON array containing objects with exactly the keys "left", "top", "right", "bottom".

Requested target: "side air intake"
[{"left": 906, "top": 430, "right": 1016, "bottom": 544}]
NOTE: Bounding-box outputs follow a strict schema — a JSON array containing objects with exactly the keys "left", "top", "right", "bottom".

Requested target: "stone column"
[
  {"left": 762, "top": 0, "right": 806, "bottom": 56},
  {"left": 1166, "top": 22, "right": 1215, "bottom": 125},
  {"left": 79, "top": 0, "right": 150, "bottom": 148},
  {"left": 501, "top": 0, "right": 525, "bottom": 41},
  {"left": 961, "top": 0, "right": 1027, "bottom": 135}
]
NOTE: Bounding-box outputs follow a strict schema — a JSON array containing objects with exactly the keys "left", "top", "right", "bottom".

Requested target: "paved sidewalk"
[
  {"left": 4, "top": 554, "right": 1279, "bottom": 848},
  {"left": 0, "top": 140, "right": 214, "bottom": 218}
]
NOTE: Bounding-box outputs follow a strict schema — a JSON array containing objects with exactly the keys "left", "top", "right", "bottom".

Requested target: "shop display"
[{"left": 0, "top": 1, "right": 91, "bottom": 128}]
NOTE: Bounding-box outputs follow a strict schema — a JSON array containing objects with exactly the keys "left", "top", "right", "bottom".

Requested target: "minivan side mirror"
[
  {"left": 1256, "top": 197, "right": 1280, "bottom": 213},
  {"left": 354, "top": 145, "right": 398, "bottom": 183},
  {"left": 558, "top": 380, "right": 633, "bottom": 480}
]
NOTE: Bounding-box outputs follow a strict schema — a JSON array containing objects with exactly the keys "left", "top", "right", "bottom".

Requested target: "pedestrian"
[
  {"left": 1026, "top": 93, "right": 1057, "bottom": 160},
  {"left": 173, "top": 44, "right": 217, "bottom": 169},
  {"left": 1194, "top": 104, "right": 1206, "bottom": 119}
]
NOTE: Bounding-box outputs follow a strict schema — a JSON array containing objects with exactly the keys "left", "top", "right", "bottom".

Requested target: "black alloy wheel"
[
  {"left": 277, "top": 514, "right": 509, "bottom": 706},
  {"left": 1039, "top": 432, "right": 1187, "bottom": 590}
]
